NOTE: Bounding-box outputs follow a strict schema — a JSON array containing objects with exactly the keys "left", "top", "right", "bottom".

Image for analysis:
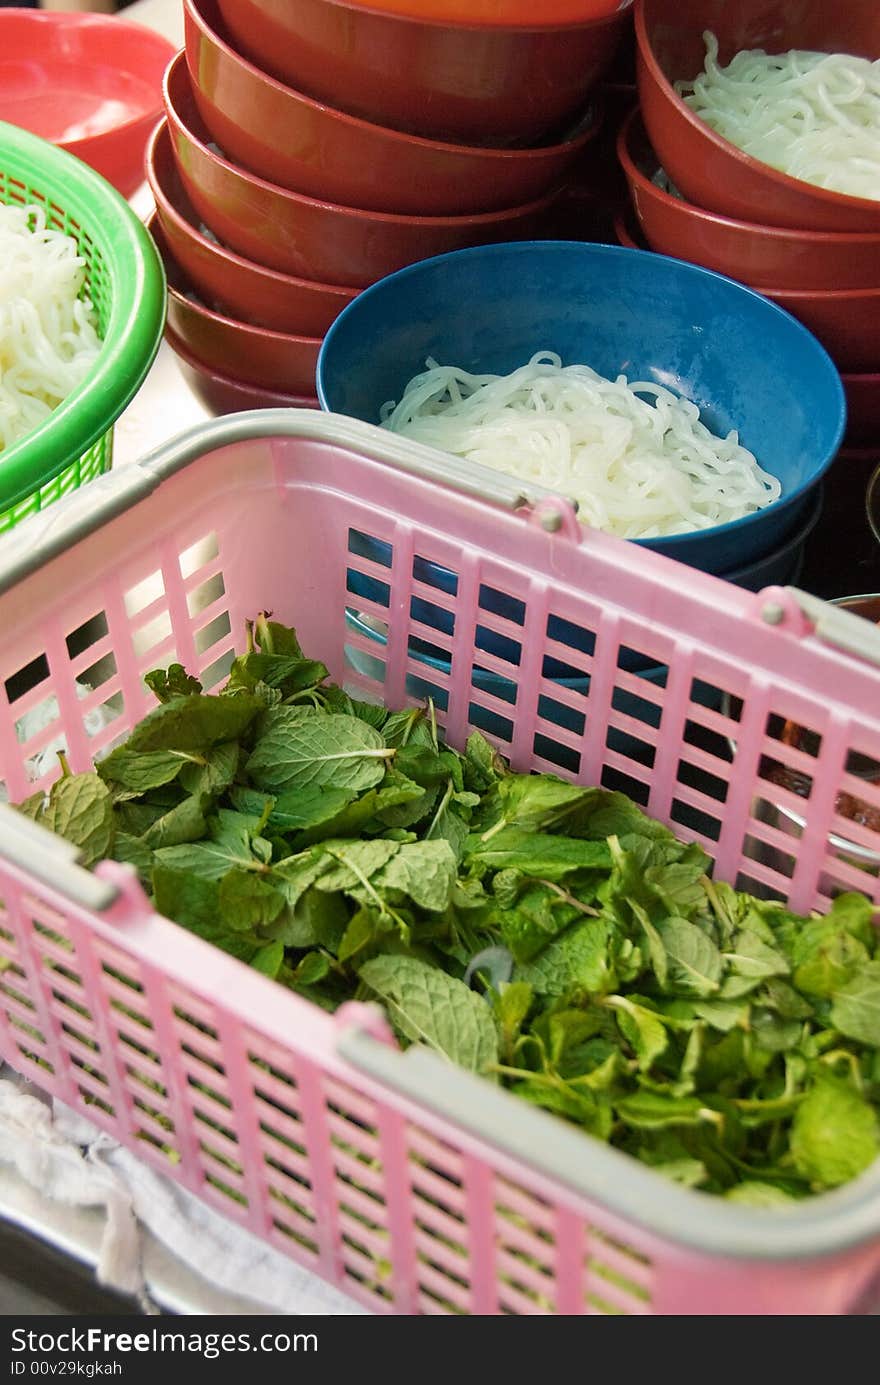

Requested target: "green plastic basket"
[{"left": 0, "top": 120, "right": 166, "bottom": 532}]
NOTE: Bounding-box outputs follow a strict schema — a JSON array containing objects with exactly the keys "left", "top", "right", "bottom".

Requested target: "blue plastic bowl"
[{"left": 317, "top": 241, "right": 846, "bottom": 575}]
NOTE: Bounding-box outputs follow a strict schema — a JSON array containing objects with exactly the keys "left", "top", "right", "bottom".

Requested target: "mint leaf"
[
  {"left": 359, "top": 955, "right": 499, "bottom": 1073},
  {"left": 338, "top": 908, "right": 381, "bottom": 963},
  {"left": 98, "top": 747, "right": 186, "bottom": 793},
  {"left": 127, "top": 693, "right": 264, "bottom": 753},
  {"left": 247, "top": 710, "right": 394, "bottom": 793},
  {"left": 656, "top": 918, "right": 722, "bottom": 997},
  {"left": 513, "top": 1076, "right": 613, "bottom": 1138},
  {"left": 488, "top": 773, "right": 594, "bottom": 834},
  {"left": 463, "top": 731, "right": 505, "bottom": 792},
  {"left": 790, "top": 1076, "right": 879, "bottom": 1189},
  {"left": 374, "top": 840, "right": 458, "bottom": 912},
  {"left": 605, "top": 995, "right": 667, "bottom": 1071},
  {"left": 692, "top": 999, "right": 750, "bottom": 1033},
  {"left": 178, "top": 741, "right": 240, "bottom": 798},
  {"left": 290, "top": 951, "right": 331, "bottom": 987},
  {"left": 142, "top": 794, "right": 209, "bottom": 849},
  {"left": 144, "top": 663, "right": 203, "bottom": 703},
  {"left": 614, "top": 1091, "right": 713, "bottom": 1130},
  {"left": 468, "top": 827, "right": 611, "bottom": 879},
  {"left": 227, "top": 652, "right": 327, "bottom": 697},
  {"left": 725, "top": 1182, "right": 797, "bottom": 1207},
  {"left": 271, "top": 886, "right": 347, "bottom": 952},
  {"left": 314, "top": 839, "right": 401, "bottom": 894},
  {"left": 267, "top": 784, "right": 358, "bottom": 833},
  {"left": 515, "top": 919, "right": 612, "bottom": 999},
  {"left": 724, "top": 929, "right": 790, "bottom": 981},
  {"left": 829, "top": 960, "right": 880, "bottom": 1047},
  {"left": 153, "top": 808, "right": 267, "bottom": 875},
  {"left": 251, "top": 940, "right": 285, "bottom": 978},
  {"left": 111, "top": 831, "right": 154, "bottom": 886},
  {"left": 219, "top": 870, "right": 286, "bottom": 932},
  {"left": 15, "top": 790, "right": 46, "bottom": 822},
  {"left": 43, "top": 773, "right": 114, "bottom": 868},
  {"left": 294, "top": 776, "right": 424, "bottom": 844},
  {"left": 254, "top": 616, "right": 303, "bottom": 656},
  {"left": 153, "top": 865, "right": 260, "bottom": 964}
]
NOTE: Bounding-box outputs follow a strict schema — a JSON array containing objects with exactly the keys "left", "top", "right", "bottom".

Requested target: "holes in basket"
[
  {"left": 584, "top": 1229, "right": 653, "bottom": 1315},
  {"left": 200, "top": 649, "right": 236, "bottom": 690},
  {"left": 5, "top": 653, "right": 50, "bottom": 705},
  {"left": 194, "top": 611, "right": 232, "bottom": 657},
  {"left": 124, "top": 570, "right": 165, "bottom": 618},
  {"left": 66, "top": 612, "right": 109, "bottom": 661},
  {"left": 187, "top": 572, "right": 226, "bottom": 619},
  {"left": 179, "top": 533, "right": 220, "bottom": 581},
  {"left": 132, "top": 609, "right": 173, "bottom": 659}
]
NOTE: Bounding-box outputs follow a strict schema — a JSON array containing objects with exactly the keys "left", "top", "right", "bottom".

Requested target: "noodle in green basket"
[{"left": 0, "top": 202, "right": 101, "bottom": 453}]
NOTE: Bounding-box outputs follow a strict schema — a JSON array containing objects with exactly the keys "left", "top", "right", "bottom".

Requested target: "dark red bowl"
[
  {"left": 618, "top": 109, "right": 880, "bottom": 291},
  {"left": 184, "top": 0, "right": 602, "bottom": 215},
  {"left": 215, "top": 0, "right": 632, "bottom": 145},
  {"left": 146, "top": 121, "right": 358, "bottom": 335},
  {"left": 167, "top": 325, "right": 319, "bottom": 414},
  {"left": 163, "top": 53, "right": 555, "bottom": 286},
  {"left": 843, "top": 373, "right": 880, "bottom": 449},
  {"left": 149, "top": 214, "right": 322, "bottom": 393},
  {"left": 635, "top": 0, "right": 880, "bottom": 232},
  {"left": 762, "top": 286, "right": 880, "bottom": 375}
]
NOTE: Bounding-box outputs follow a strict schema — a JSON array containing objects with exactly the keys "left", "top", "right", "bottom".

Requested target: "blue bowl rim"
[{"left": 317, "top": 239, "right": 847, "bottom": 555}]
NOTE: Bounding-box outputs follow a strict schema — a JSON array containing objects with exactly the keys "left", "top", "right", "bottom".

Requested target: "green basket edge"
[{"left": 0, "top": 120, "right": 166, "bottom": 512}]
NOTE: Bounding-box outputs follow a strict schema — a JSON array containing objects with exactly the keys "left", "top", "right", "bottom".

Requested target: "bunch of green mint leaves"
[{"left": 18, "top": 614, "right": 880, "bottom": 1203}]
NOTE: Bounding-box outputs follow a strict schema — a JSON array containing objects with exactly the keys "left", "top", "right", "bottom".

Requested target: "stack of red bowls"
[
  {"left": 147, "top": 0, "right": 634, "bottom": 411},
  {"left": 615, "top": 0, "right": 880, "bottom": 459}
]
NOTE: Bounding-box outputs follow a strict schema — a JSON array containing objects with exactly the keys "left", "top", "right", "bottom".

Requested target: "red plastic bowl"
[
  {"left": 163, "top": 54, "right": 555, "bottom": 286},
  {"left": 149, "top": 215, "right": 322, "bottom": 394},
  {"left": 635, "top": 0, "right": 880, "bottom": 232},
  {"left": 184, "top": 0, "right": 601, "bottom": 215},
  {"left": 618, "top": 110, "right": 880, "bottom": 291},
  {"left": 215, "top": 0, "right": 632, "bottom": 145},
  {"left": 761, "top": 286, "right": 880, "bottom": 375},
  {"left": 0, "top": 9, "right": 175, "bottom": 198},
  {"left": 842, "top": 373, "right": 880, "bottom": 449},
  {"left": 167, "top": 326, "right": 319, "bottom": 414},
  {"left": 146, "top": 122, "right": 358, "bottom": 336}
]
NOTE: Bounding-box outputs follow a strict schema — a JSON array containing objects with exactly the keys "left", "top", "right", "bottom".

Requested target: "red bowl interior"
[
  {"left": 636, "top": 0, "right": 880, "bottom": 232},
  {"left": 215, "top": 0, "right": 630, "bottom": 145},
  {"left": 618, "top": 108, "right": 880, "bottom": 291},
  {"left": 184, "top": 0, "right": 602, "bottom": 216},
  {"left": 146, "top": 121, "right": 358, "bottom": 336},
  {"left": 162, "top": 52, "right": 556, "bottom": 286},
  {"left": 0, "top": 10, "right": 175, "bottom": 198},
  {"left": 167, "top": 325, "right": 319, "bottom": 414},
  {"left": 149, "top": 214, "right": 322, "bottom": 394}
]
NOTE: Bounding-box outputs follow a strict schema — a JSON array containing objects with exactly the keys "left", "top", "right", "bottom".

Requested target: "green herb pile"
[{"left": 18, "top": 615, "right": 880, "bottom": 1202}]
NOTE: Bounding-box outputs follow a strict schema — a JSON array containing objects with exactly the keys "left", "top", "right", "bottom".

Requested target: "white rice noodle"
[
  {"left": 0, "top": 202, "right": 102, "bottom": 453},
  {"left": 676, "top": 31, "right": 880, "bottom": 201},
  {"left": 380, "top": 351, "right": 780, "bottom": 540}
]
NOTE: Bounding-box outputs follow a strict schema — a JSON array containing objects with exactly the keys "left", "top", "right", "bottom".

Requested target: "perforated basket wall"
[{"left": 0, "top": 414, "right": 878, "bottom": 1316}]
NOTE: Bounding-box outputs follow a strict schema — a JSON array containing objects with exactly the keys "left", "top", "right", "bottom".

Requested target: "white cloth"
[{"left": 0, "top": 1065, "right": 366, "bottom": 1316}]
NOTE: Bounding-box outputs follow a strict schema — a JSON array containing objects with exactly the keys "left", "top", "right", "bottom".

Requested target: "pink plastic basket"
[{"left": 1, "top": 412, "right": 880, "bottom": 1316}]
